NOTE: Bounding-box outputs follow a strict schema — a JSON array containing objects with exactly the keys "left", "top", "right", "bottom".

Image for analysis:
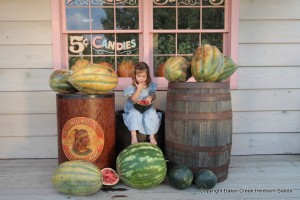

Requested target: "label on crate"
[{"left": 62, "top": 117, "right": 104, "bottom": 162}]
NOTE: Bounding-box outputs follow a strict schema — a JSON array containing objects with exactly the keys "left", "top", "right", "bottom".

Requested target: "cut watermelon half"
[{"left": 101, "top": 168, "right": 119, "bottom": 186}]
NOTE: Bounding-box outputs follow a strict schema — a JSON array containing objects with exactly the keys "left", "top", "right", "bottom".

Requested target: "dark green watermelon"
[
  {"left": 194, "top": 169, "right": 217, "bottom": 189},
  {"left": 168, "top": 164, "right": 193, "bottom": 190}
]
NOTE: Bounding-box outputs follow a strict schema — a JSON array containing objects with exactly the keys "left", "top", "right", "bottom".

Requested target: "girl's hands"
[
  {"left": 145, "top": 96, "right": 152, "bottom": 104},
  {"left": 136, "top": 96, "right": 152, "bottom": 105},
  {"left": 136, "top": 99, "right": 151, "bottom": 105},
  {"left": 135, "top": 80, "right": 146, "bottom": 91},
  {"left": 130, "top": 81, "right": 146, "bottom": 102}
]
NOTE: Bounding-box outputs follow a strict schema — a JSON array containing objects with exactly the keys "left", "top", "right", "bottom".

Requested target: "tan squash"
[{"left": 69, "top": 64, "right": 118, "bottom": 94}]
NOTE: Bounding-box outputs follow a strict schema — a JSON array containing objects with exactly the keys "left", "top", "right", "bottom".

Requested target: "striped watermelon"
[
  {"left": 52, "top": 160, "right": 103, "bottom": 196},
  {"left": 68, "top": 64, "right": 119, "bottom": 94},
  {"left": 116, "top": 143, "right": 167, "bottom": 189}
]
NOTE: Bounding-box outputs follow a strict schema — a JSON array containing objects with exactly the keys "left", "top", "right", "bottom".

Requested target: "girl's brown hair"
[{"left": 132, "top": 62, "right": 152, "bottom": 87}]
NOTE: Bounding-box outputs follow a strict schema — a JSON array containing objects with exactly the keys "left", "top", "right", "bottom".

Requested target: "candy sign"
[{"left": 69, "top": 35, "right": 137, "bottom": 55}]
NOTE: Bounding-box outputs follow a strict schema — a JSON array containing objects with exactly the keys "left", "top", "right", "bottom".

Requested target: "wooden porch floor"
[{"left": 0, "top": 155, "right": 299, "bottom": 200}]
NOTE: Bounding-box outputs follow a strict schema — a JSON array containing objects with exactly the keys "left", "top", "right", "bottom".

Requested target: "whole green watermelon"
[
  {"left": 194, "top": 169, "right": 217, "bottom": 189},
  {"left": 52, "top": 160, "right": 103, "bottom": 196},
  {"left": 116, "top": 142, "right": 167, "bottom": 189},
  {"left": 168, "top": 164, "right": 193, "bottom": 190}
]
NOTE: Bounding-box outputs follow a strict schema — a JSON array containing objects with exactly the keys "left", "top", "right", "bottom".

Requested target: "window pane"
[
  {"left": 116, "top": 8, "right": 139, "bottom": 30},
  {"left": 66, "top": 8, "right": 90, "bottom": 30},
  {"left": 178, "top": 8, "right": 200, "bottom": 29},
  {"left": 68, "top": 57, "right": 91, "bottom": 70},
  {"left": 66, "top": 0, "right": 89, "bottom": 6},
  {"left": 202, "top": 0, "right": 225, "bottom": 6},
  {"left": 68, "top": 34, "right": 91, "bottom": 55},
  {"left": 91, "top": 8, "right": 114, "bottom": 30},
  {"left": 92, "top": 34, "right": 115, "bottom": 55},
  {"left": 116, "top": 34, "right": 139, "bottom": 55},
  {"left": 117, "top": 56, "right": 139, "bottom": 66},
  {"left": 91, "top": 0, "right": 111, "bottom": 6},
  {"left": 153, "top": 0, "right": 176, "bottom": 6},
  {"left": 117, "top": 56, "right": 139, "bottom": 77},
  {"left": 202, "top": 8, "right": 224, "bottom": 29},
  {"left": 178, "top": 34, "right": 199, "bottom": 54},
  {"left": 185, "top": 56, "right": 193, "bottom": 62},
  {"left": 153, "top": 33, "right": 176, "bottom": 55},
  {"left": 178, "top": 0, "right": 200, "bottom": 6},
  {"left": 201, "top": 33, "right": 223, "bottom": 52},
  {"left": 93, "top": 57, "right": 116, "bottom": 70},
  {"left": 115, "top": 0, "right": 138, "bottom": 6},
  {"left": 153, "top": 8, "right": 176, "bottom": 29}
]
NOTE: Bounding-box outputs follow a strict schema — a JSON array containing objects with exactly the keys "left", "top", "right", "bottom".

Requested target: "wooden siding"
[
  {"left": 236, "top": 0, "right": 300, "bottom": 155},
  {"left": 1, "top": 0, "right": 300, "bottom": 158},
  {"left": 0, "top": 0, "right": 55, "bottom": 159}
]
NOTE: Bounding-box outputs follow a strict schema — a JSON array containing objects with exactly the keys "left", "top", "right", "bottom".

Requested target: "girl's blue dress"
[{"left": 123, "top": 82, "right": 162, "bottom": 135}]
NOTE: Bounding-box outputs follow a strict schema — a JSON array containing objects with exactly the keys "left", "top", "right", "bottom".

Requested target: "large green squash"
[
  {"left": 168, "top": 164, "right": 193, "bottom": 190},
  {"left": 163, "top": 56, "right": 191, "bottom": 82},
  {"left": 116, "top": 142, "right": 167, "bottom": 189},
  {"left": 215, "top": 56, "right": 238, "bottom": 82},
  {"left": 191, "top": 44, "right": 224, "bottom": 82},
  {"left": 194, "top": 169, "right": 217, "bottom": 189},
  {"left": 49, "top": 70, "right": 78, "bottom": 93},
  {"left": 52, "top": 160, "right": 103, "bottom": 196}
]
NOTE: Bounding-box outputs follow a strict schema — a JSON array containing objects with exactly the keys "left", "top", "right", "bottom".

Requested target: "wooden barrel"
[
  {"left": 56, "top": 93, "right": 116, "bottom": 169},
  {"left": 165, "top": 82, "right": 232, "bottom": 182}
]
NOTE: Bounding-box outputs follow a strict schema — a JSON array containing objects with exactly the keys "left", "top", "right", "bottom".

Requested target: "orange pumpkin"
[
  {"left": 156, "top": 63, "right": 165, "bottom": 77},
  {"left": 117, "top": 61, "right": 135, "bottom": 77},
  {"left": 98, "top": 61, "right": 114, "bottom": 69}
]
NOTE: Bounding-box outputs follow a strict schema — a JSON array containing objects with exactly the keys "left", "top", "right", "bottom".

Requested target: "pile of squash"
[
  {"left": 163, "top": 44, "right": 238, "bottom": 82},
  {"left": 50, "top": 44, "right": 237, "bottom": 94},
  {"left": 49, "top": 59, "right": 118, "bottom": 94}
]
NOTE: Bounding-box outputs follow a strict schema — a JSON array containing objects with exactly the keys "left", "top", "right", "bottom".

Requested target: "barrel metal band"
[
  {"left": 191, "top": 162, "right": 230, "bottom": 175},
  {"left": 168, "top": 82, "right": 230, "bottom": 89},
  {"left": 167, "top": 93, "right": 231, "bottom": 102},
  {"left": 165, "top": 140, "right": 232, "bottom": 152},
  {"left": 165, "top": 111, "right": 232, "bottom": 120},
  {"left": 56, "top": 93, "right": 114, "bottom": 99}
]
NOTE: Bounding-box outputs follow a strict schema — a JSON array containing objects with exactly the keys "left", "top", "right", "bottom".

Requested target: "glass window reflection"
[
  {"left": 66, "top": 8, "right": 90, "bottom": 30},
  {"left": 153, "top": 8, "right": 176, "bottom": 30},
  {"left": 116, "top": 8, "right": 139, "bottom": 30},
  {"left": 202, "top": 8, "right": 224, "bottom": 29},
  {"left": 91, "top": 8, "right": 114, "bottom": 30}
]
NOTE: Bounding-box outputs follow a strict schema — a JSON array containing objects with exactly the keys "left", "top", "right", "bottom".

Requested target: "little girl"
[{"left": 123, "top": 62, "right": 162, "bottom": 145}]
